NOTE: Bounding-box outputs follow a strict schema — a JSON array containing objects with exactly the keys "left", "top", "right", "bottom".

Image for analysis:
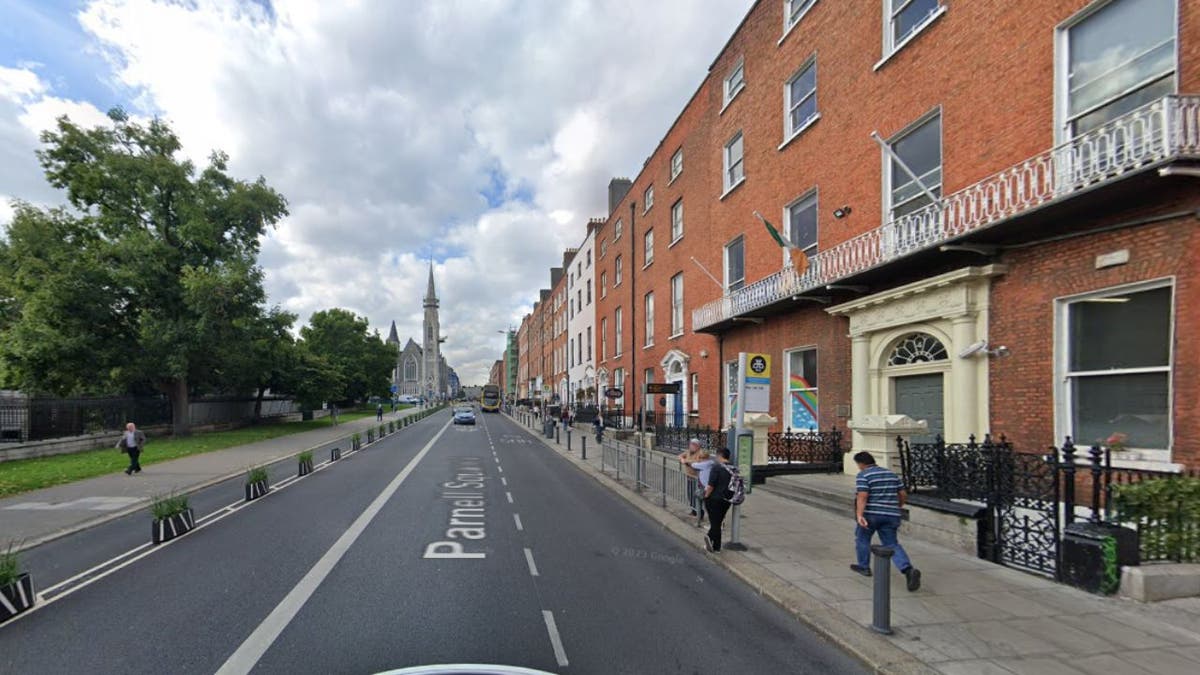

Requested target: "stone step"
[{"left": 758, "top": 477, "right": 857, "bottom": 519}]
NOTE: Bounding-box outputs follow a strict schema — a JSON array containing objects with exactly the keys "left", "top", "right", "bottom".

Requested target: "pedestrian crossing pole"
[{"left": 727, "top": 352, "right": 748, "bottom": 550}]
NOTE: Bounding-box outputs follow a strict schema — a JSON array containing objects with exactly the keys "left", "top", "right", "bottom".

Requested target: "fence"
[
  {"left": 766, "top": 427, "right": 844, "bottom": 469},
  {"left": 0, "top": 395, "right": 300, "bottom": 443},
  {"left": 899, "top": 434, "right": 1200, "bottom": 575},
  {"left": 600, "top": 438, "right": 695, "bottom": 511},
  {"left": 653, "top": 424, "right": 727, "bottom": 453},
  {"left": 602, "top": 406, "right": 625, "bottom": 430}
]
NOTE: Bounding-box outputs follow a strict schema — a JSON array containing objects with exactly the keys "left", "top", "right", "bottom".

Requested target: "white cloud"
[{"left": 0, "top": 0, "right": 753, "bottom": 384}]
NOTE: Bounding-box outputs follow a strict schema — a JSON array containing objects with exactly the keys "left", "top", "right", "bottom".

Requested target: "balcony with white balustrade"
[{"left": 692, "top": 95, "right": 1200, "bottom": 333}]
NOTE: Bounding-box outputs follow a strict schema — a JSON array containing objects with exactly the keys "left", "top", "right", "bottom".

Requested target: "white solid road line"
[
  {"left": 523, "top": 547, "right": 539, "bottom": 577},
  {"left": 542, "top": 610, "right": 569, "bottom": 667},
  {"left": 513, "top": 513, "right": 523, "bottom": 531},
  {"left": 506, "top": 491, "right": 514, "bottom": 504},
  {"left": 214, "top": 419, "right": 452, "bottom": 675}
]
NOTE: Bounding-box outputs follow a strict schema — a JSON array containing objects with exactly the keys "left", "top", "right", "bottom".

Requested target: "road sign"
[
  {"left": 744, "top": 353, "right": 770, "bottom": 413},
  {"left": 604, "top": 387, "right": 623, "bottom": 399},
  {"left": 645, "top": 382, "right": 681, "bottom": 395}
]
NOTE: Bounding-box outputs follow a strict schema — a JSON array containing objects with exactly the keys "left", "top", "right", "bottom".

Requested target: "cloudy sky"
[{"left": 0, "top": 0, "right": 752, "bottom": 384}]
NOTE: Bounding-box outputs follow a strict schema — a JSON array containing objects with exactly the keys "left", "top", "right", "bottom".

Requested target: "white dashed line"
[
  {"left": 542, "top": 610, "right": 569, "bottom": 667},
  {"left": 498, "top": 466, "right": 503, "bottom": 474},
  {"left": 513, "top": 513, "right": 523, "bottom": 531},
  {"left": 523, "top": 548, "right": 539, "bottom": 576},
  {"left": 500, "top": 477, "right": 507, "bottom": 486},
  {"left": 506, "top": 491, "right": 514, "bottom": 504}
]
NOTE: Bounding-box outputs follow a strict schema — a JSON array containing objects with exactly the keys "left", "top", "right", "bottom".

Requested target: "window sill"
[
  {"left": 719, "top": 178, "right": 746, "bottom": 201},
  {"left": 669, "top": 331, "right": 684, "bottom": 340},
  {"left": 642, "top": 260, "right": 654, "bottom": 270},
  {"left": 720, "top": 87, "right": 744, "bottom": 116},
  {"left": 668, "top": 235, "right": 684, "bottom": 249},
  {"left": 668, "top": 172, "right": 681, "bottom": 187},
  {"left": 873, "top": 5, "right": 946, "bottom": 72},
  {"left": 777, "top": 2, "right": 817, "bottom": 46},
  {"left": 643, "top": 343, "right": 655, "bottom": 350},
  {"left": 779, "top": 113, "right": 820, "bottom": 151}
]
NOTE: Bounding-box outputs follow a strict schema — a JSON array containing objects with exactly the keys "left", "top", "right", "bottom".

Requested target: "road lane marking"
[
  {"left": 542, "top": 610, "right": 569, "bottom": 667},
  {"left": 513, "top": 513, "right": 523, "bottom": 531},
  {"left": 500, "top": 477, "right": 507, "bottom": 486},
  {"left": 215, "top": 419, "right": 452, "bottom": 675},
  {"left": 498, "top": 466, "right": 503, "bottom": 473},
  {"left": 523, "top": 548, "right": 539, "bottom": 576},
  {"left": 506, "top": 491, "right": 514, "bottom": 504}
]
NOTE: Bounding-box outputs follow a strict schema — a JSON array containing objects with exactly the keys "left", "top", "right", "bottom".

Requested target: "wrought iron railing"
[
  {"left": 693, "top": 95, "right": 1200, "bottom": 330},
  {"left": 765, "top": 427, "right": 843, "bottom": 465},
  {"left": 653, "top": 424, "right": 727, "bottom": 453},
  {"left": 898, "top": 433, "right": 1013, "bottom": 502},
  {"left": 600, "top": 438, "right": 694, "bottom": 511}
]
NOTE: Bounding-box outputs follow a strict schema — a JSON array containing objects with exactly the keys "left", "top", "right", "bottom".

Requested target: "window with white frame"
[
  {"left": 690, "top": 373, "right": 700, "bottom": 413},
  {"left": 601, "top": 239, "right": 608, "bottom": 258},
  {"left": 1058, "top": 0, "right": 1176, "bottom": 140},
  {"left": 786, "top": 0, "right": 818, "bottom": 31},
  {"left": 601, "top": 317, "right": 607, "bottom": 360},
  {"left": 670, "top": 148, "right": 683, "bottom": 181},
  {"left": 785, "top": 190, "right": 819, "bottom": 265},
  {"left": 644, "top": 367, "right": 655, "bottom": 409},
  {"left": 1059, "top": 282, "right": 1172, "bottom": 452},
  {"left": 724, "top": 58, "right": 745, "bottom": 107},
  {"left": 644, "top": 292, "right": 655, "bottom": 346},
  {"left": 614, "top": 307, "right": 623, "bottom": 356},
  {"left": 569, "top": 337, "right": 574, "bottom": 368},
  {"left": 670, "top": 273, "right": 683, "bottom": 336},
  {"left": 587, "top": 250, "right": 591, "bottom": 267},
  {"left": 614, "top": 218, "right": 623, "bottom": 240},
  {"left": 785, "top": 58, "right": 818, "bottom": 139},
  {"left": 723, "top": 132, "right": 745, "bottom": 192},
  {"left": 886, "top": 112, "right": 942, "bottom": 222},
  {"left": 643, "top": 229, "right": 654, "bottom": 266},
  {"left": 586, "top": 280, "right": 592, "bottom": 305},
  {"left": 786, "top": 348, "right": 819, "bottom": 431},
  {"left": 587, "top": 327, "right": 592, "bottom": 361},
  {"left": 670, "top": 199, "right": 683, "bottom": 242},
  {"left": 615, "top": 255, "right": 623, "bottom": 285},
  {"left": 724, "top": 236, "right": 745, "bottom": 292},
  {"left": 885, "top": 0, "right": 942, "bottom": 56},
  {"left": 601, "top": 271, "right": 607, "bottom": 297},
  {"left": 644, "top": 185, "right": 654, "bottom": 212}
]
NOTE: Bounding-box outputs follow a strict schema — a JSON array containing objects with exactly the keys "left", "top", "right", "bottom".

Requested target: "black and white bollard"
[{"left": 870, "top": 545, "right": 894, "bottom": 635}]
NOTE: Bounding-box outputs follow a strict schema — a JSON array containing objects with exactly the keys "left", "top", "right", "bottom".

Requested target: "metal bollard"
[
  {"left": 870, "top": 545, "right": 894, "bottom": 635},
  {"left": 555, "top": 426, "right": 560, "bottom": 444},
  {"left": 581, "top": 435, "right": 587, "bottom": 460},
  {"left": 566, "top": 429, "right": 572, "bottom": 451}
]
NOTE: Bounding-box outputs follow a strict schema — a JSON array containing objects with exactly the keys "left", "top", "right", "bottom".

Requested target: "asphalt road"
[{"left": 1, "top": 410, "right": 865, "bottom": 675}]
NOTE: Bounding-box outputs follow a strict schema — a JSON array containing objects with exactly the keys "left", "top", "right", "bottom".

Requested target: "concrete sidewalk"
[
  {"left": 0, "top": 407, "right": 427, "bottom": 549},
  {"left": 508, "top": 413, "right": 1200, "bottom": 675}
]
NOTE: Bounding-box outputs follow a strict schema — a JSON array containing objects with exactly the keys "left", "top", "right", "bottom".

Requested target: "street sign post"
[{"left": 604, "top": 387, "right": 623, "bottom": 399}]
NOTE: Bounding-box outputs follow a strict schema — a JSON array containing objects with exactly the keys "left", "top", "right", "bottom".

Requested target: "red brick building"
[{"left": 581, "top": 0, "right": 1199, "bottom": 471}]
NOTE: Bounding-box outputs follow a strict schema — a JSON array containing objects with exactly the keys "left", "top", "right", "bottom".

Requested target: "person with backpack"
[
  {"left": 850, "top": 451, "right": 921, "bottom": 591},
  {"left": 703, "top": 447, "right": 744, "bottom": 552}
]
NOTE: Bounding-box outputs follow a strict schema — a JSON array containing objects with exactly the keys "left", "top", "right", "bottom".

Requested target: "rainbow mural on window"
[{"left": 789, "top": 373, "right": 818, "bottom": 431}]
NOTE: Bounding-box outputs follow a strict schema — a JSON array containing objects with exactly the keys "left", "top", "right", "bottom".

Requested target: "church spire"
[
  {"left": 386, "top": 320, "right": 399, "bottom": 344},
  {"left": 423, "top": 261, "right": 438, "bottom": 308}
]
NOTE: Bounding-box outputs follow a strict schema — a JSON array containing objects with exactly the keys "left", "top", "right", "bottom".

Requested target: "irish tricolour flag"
[{"left": 755, "top": 211, "right": 810, "bottom": 276}]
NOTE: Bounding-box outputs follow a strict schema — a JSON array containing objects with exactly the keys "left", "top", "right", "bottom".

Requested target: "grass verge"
[{"left": 0, "top": 405, "right": 410, "bottom": 498}]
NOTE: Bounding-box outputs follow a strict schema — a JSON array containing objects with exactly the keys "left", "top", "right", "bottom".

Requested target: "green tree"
[
  {"left": 0, "top": 110, "right": 287, "bottom": 434},
  {"left": 300, "top": 308, "right": 396, "bottom": 404}
]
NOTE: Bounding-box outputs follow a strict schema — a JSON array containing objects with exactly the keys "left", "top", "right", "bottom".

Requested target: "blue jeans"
[{"left": 855, "top": 514, "right": 912, "bottom": 571}]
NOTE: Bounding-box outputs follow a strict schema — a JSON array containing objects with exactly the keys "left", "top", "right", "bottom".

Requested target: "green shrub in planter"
[
  {"left": 150, "top": 492, "right": 194, "bottom": 544},
  {"left": 0, "top": 541, "right": 35, "bottom": 623},
  {"left": 245, "top": 466, "right": 270, "bottom": 501},
  {"left": 379, "top": 424, "right": 385, "bottom": 437},
  {"left": 298, "top": 450, "right": 315, "bottom": 476},
  {"left": 367, "top": 429, "right": 375, "bottom": 443},
  {"left": 1113, "top": 476, "right": 1200, "bottom": 563},
  {"left": 351, "top": 432, "right": 361, "bottom": 450}
]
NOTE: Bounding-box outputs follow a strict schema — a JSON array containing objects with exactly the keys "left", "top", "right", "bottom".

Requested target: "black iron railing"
[
  {"left": 766, "top": 427, "right": 844, "bottom": 466},
  {"left": 898, "top": 434, "right": 1011, "bottom": 502},
  {"left": 653, "top": 424, "right": 726, "bottom": 453},
  {"left": 602, "top": 406, "right": 625, "bottom": 429}
]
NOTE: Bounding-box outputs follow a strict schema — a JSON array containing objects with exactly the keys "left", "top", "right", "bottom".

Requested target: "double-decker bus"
[{"left": 480, "top": 384, "right": 501, "bottom": 412}]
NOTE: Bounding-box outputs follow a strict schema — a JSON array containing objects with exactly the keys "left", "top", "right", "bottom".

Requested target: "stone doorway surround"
[{"left": 828, "top": 265, "right": 1006, "bottom": 471}]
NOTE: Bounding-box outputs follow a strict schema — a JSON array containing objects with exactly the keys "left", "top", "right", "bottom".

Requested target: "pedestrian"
[
  {"left": 330, "top": 404, "right": 339, "bottom": 426},
  {"left": 703, "top": 447, "right": 734, "bottom": 552},
  {"left": 115, "top": 422, "right": 146, "bottom": 475},
  {"left": 376, "top": 403, "right": 384, "bottom": 422},
  {"left": 593, "top": 415, "right": 603, "bottom": 444},
  {"left": 850, "top": 451, "right": 921, "bottom": 591},
  {"left": 678, "top": 438, "right": 713, "bottom": 525}
]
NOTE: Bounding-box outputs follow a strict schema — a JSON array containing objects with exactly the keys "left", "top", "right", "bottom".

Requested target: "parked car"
[{"left": 452, "top": 406, "right": 476, "bottom": 425}]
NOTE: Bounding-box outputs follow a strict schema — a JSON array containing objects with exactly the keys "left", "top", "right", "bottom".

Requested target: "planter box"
[
  {"left": 245, "top": 478, "right": 270, "bottom": 502},
  {"left": 366, "top": 430, "right": 375, "bottom": 443},
  {"left": 352, "top": 438, "right": 360, "bottom": 451},
  {"left": 152, "top": 508, "right": 196, "bottom": 545},
  {"left": 388, "top": 422, "right": 395, "bottom": 433},
  {"left": 0, "top": 572, "right": 35, "bottom": 623},
  {"left": 298, "top": 457, "right": 314, "bottom": 476},
  {"left": 330, "top": 446, "right": 342, "bottom": 461}
]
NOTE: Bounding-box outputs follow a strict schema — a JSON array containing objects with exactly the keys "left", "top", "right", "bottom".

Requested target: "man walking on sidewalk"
[
  {"left": 703, "top": 448, "right": 734, "bottom": 552},
  {"left": 116, "top": 422, "right": 146, "bottom": 475},
  {"left": 850, "top": 451, "right": 921, "bottom": 591}
]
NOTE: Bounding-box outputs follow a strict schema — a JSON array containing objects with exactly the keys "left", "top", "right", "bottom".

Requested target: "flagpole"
[
  {"left": 870, "top": 131, "right": 941, "bottom": 207},
  {"left": 689, "top": 257, "right": 725, "bottom": 291}
]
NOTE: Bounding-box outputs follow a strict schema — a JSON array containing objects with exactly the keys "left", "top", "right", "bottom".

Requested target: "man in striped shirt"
[{"left": 850, "top": 451, "right": 921, "bottom": 591}]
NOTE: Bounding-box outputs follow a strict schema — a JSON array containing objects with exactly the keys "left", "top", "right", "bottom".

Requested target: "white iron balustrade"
[{"left": 693, "top": 95, "right": 1200, "bottom": 331}]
